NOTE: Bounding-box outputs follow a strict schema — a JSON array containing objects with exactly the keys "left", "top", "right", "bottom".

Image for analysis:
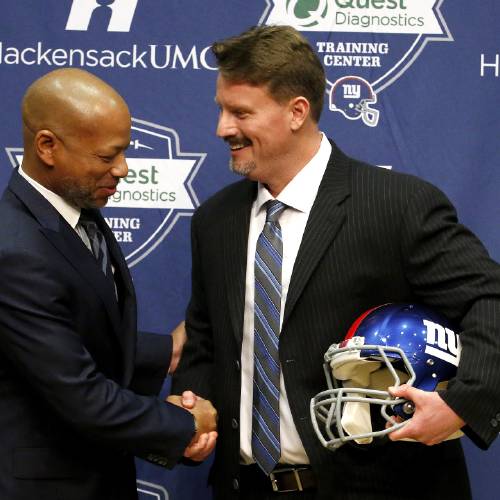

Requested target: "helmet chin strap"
[
  {"left": 341, "top": 401, "right": 373, "bottom": 444},
  {"left": 338, "top": 364, "right": 381, "bottom": 444},
  {"left": 340, "top": 366, "right": 409, "bottom": 444}
]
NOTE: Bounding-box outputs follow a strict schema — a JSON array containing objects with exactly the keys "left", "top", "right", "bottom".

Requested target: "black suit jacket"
[
  {"left": 0, "top": 170, "right": 195, "bottom": 500},
  {"left": 173, "top": 141, "right": 500, "bottom": 499}
]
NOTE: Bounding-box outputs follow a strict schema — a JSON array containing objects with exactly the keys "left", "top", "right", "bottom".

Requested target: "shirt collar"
[
  {"left": 18, "top": 165, "right": 81, "bottom": 229},
  {"left": 256, "top": 132, "right": 332, "bottom": 215}
]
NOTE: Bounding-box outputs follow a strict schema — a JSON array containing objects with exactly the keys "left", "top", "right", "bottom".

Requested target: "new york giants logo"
[
  {"left": 342, "top": 83, "right": 361, "bottom": 100},
  {"left": 423, "top": 319, "right": 461, "bottom": 366},
  {"left": 66, "top": 0, "right": 139, "bottom": 32}
]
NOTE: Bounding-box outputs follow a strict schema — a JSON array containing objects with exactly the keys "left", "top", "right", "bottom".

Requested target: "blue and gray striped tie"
[
  {"left": 79, "top": 213, "right": 113, "bottom": 280},
  {"left": 252, "top": 199, "right": 286, "bottom": 474}
]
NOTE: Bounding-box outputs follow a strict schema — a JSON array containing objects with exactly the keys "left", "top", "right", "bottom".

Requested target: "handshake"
[
  {"left": 167, "top": 321, "right": 218, "bottom": 461},
  {"left": 167, "top": 391, "right": 218, "bottom": 461}
]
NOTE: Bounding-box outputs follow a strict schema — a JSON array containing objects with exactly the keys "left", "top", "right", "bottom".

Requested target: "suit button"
[
  {"left": 235, "top": 360, "right": 241, "bottom": 371},
  {"left": 496, "top": 413, "right": 500, "bottom": 421},
  {"left": 232, "top": 418, "right": 239, "bottom": 430},
  {"left": 232, "top": 478, "right": 239, "bottom": 490},
  {"left": 490, "top": 419, "right": 498, "bottom": 428}
]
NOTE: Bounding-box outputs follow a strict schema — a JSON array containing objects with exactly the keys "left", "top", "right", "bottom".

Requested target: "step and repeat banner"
[{"left": 1, "top": 1, "right": 499, "bottom": 498}]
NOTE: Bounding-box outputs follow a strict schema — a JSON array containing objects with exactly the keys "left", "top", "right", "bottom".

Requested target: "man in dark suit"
[
  {"left": 172, "top": 25, "right": 500, "bottom": 500},
  {"left": 0, "top": 68, "right": 217, "bottom": 500}
]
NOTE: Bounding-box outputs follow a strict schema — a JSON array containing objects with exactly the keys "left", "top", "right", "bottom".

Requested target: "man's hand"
[
  {"left": 387, "top": 385, "right": 465, "bottom": 445},
  {"left": 168, "top": 392, "right": 218, "bottom": 434},
  {"left": 182, "top": 430, "right": 218, "bottom": 461},
  {"left": 168, "top": 321, "right": 187, "bottom": 374},
  {"left": 167, "top": 391, "right": 218, "bottom": 461}
]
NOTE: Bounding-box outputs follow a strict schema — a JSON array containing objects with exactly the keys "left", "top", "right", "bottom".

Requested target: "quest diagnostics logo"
[
  {"left": 66, "top": 0, "right": 139, "bottom": 32},
  {"left": 6, "top": 119, "right": 205, "bottom": 267},
  {"left": 260, "top": 0, "right": 452, "bottom": 127}
]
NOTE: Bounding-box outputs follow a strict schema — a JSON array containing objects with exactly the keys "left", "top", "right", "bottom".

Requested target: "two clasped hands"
[{"left": 166, "top": 321, "right": 218, "bottom": 461}]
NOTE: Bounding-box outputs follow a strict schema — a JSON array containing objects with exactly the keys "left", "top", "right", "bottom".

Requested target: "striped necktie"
[
  {"left": 252, "top": 199, "right": 286, "bottom": 474},
  {"left": 79, "top": 212, "right": 113, "bottom": 280}
]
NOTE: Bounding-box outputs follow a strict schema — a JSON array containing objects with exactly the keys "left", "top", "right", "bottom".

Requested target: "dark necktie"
[
  {"left": 252, "top": 199, "right": 286, "bottom": 474},
  {"left": 79, "top": 212, "right": 113, "bottom": 280}
]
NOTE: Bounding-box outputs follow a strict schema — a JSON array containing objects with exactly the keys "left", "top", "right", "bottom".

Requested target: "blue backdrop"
[{"left": 1, "top": 1, "right": 499, "bottom": 498}]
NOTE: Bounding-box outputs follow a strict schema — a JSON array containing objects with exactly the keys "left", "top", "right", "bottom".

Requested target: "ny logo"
[
  {"left": 66, "top": 0, "right": 139, "bottom": 32},
  {"left": 423, "top": 319, "right": 461, "bottom": 366},
  {"left": 342, "top": 84, "right": 361, "bottom": 99}
]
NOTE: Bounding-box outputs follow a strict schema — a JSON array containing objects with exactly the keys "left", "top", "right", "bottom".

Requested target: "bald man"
[{"left": 0, "top": 69, "right": 216, "bottom": 500}]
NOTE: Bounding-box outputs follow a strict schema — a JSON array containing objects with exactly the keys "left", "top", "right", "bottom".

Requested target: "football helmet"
[
  {"left": 310, "top": 303, "right": 461, "bottom": 450},
  {"left": 329, "top": 76, "right": 379, "bottom": 127}
]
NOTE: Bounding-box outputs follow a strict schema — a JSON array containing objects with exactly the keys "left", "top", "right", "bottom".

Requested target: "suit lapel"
[
  {"left": 222, "top": 143, "right": 351, "bottom": 342},
  {"left": 94, "top": 210, "right": 135, "bottom": 302},
  {"left": 283, "top": 142, "right": 351, "bottom": 327},
  {"left": 91, "top": 208, "right": 137, "bottom": 380},
  {"left": 223, "top": 181, "right": 255, "bottom": 346},
  {"left": 8, "top": 171, "right": 125, "bottom": 351}
]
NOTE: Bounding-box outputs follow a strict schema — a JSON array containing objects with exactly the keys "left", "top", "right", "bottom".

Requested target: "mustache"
[{"left": 225, "top": 137, "right": 252, "bottom": 147}]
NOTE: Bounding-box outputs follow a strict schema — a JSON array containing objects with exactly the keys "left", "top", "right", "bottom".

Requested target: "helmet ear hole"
[{"left": 311, "top": 303, "right": 461, "bottom": 451}]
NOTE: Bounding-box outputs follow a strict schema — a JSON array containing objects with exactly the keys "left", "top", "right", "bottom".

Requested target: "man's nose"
[
  {"left": 216, "top": 111, "right": 237, "bottom": 139},
  {"left": 111, "top": 153, "right": 128, "bottom": 179}
]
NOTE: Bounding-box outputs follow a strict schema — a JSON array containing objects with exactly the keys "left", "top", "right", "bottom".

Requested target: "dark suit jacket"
[
  {"left": 173, "top": 141, "right": 500, "bottom": 499},
  {"left": 0, "top": 170, "right": 195, "bottom": 500}
]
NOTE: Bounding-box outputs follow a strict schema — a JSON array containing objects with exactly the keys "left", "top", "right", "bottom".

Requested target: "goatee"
[{"left": 229, "top": 158, "right": 256, "bottom": 176}]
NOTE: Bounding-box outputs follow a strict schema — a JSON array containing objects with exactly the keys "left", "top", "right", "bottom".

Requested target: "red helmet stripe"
[{"left": 345, "top": 304, "right": 386, "bottom": 340}]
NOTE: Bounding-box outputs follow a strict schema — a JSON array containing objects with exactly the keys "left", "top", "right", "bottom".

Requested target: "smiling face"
[
  {"left": 21, "top": 68, "right": 133, "bottom": 209},
  {"left": 45, "top": 103, "right": 131, "bottom": 209},
  {"left": 215, "top": 75, "right": 296, "bottom": 185}
]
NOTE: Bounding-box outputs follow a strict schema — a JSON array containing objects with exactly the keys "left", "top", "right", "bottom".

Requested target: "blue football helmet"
[
  {"left": 310, "top": 303, "right": 461, "bottom": 450},
  {"left": 329, "top": 76, "right": 379, "bottom": 127}
]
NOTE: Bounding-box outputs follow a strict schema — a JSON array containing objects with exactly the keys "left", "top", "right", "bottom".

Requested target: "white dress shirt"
[
  {"left": 239, "top": 133, "right": 332, "bottom": 464},
  {"left": 18, "top": 165, "right": 91, "bottom": 250}
]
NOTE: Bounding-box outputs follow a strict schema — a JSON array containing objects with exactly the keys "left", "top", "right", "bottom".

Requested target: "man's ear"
[
  {"left": 289, "top": 96, "right": 310, "bottom": 131},
  {"left": 35, "top": 129, "right": 58, "bottom": 166}
]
